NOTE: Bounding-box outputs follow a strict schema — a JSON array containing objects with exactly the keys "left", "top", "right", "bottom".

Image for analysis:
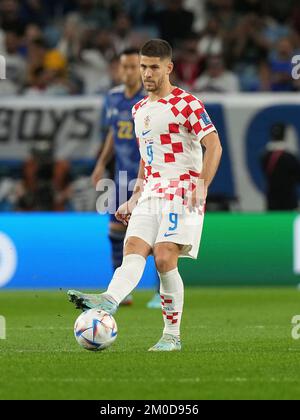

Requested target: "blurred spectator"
[
  {"left": 184, "top": 0, "right": 207, "bottom": 33},
  {"left": 197, "top": 16, "right": 224, "bottom": 57},
  {"left": 42, "top": 49, "right": 72, "bottom": 95},
  {"left": 57, "top": 14, "right": 84, "bottom": 62},
  {"left": 25, "top": 50, "right": 80, "bottom": 95},
  {"left": 141, "top": 0, "right": 163, "bottom": 31},
  {"left": 208, "top": 0, "right": 239, "bottom": 40},
  {"left": 20, "top": 0, "right": 47, "bottom": 27},
  {"left": 261, "top": 13, "right": 292, "bottom": 49},
  {"left": 264, "top": 0, "right": 295, "bottom": 26},
  {"left": 0, "top": 29, "right": 26, "bottom": 94},
  {"left": 261, "top": 123, "right": 300, "bottom": 211},
  {"left": 260, "top": 37, "right": 297, "bottom": 92},
  {"left": 174, "top": 34, "right": 204, "bottom": 89},
  {"left": 112, "top": 12, "right": 134, "bottom": 54},
  {"left": 25, "top": 37, "right": 47, "bottom": 87},
  {"left": 155, "top": 0, "right": 194, "bottom": 47},
  {"left": 194, "top": 55, "right": 240, "bottom": 93},
  {"left": 23, "top": 65, "right": 48, "bottom": 95},
  {"left": 65, "top": 0, "right": 112, "bottom": 31},
  {"left": 0, "top": 0, "right": 299, "bottom": 215},
  {"left": 73, "top": 29, "right": 115, "bottom": 94},
  {"left": 43, "top": 0, "right": 77, "bottom": 21},
  {"left": 292, "top": 3, "right": 300, "bottom": 35},
  {"left": 0, "top": 0, "right": 24, "bottom": 32},
  {"left": 232, "top": 14, "right": 270, "bottom": 91},
  {"left": 0, "top": 177, "right": 17, "bottom": 211},
  {"left": 16, "top": 140, "right": 72, "bottom": 211},
  {"left": 0, "top": 0, "right": 297, "bottom": 95},
  {"left": 235, "top": 0, "right": 266, "bottom": 16},
  {"left": 24, "top": 23, "right": 43, "bottom": 45}
]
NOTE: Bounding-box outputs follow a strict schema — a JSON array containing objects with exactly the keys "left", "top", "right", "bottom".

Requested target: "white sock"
[
  {"left": 106, "top": 254, "right": 146, "bottom": 305},
  {"left": 159, "top": 268, "right": 184, "bottom": 338}
]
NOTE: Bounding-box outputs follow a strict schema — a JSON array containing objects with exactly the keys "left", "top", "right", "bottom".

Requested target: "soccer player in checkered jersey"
[{"left": 68, "top": 39, "right": 222, "bottom": 351}]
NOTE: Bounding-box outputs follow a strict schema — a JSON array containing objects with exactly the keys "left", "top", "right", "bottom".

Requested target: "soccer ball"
[{"left": 74, "top": 309, "right": 117, "bottom": 351}]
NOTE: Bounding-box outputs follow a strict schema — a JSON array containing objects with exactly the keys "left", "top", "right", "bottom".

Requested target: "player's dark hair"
[
  {"left": 140, "top": 39, "right": 172, "bottom": 60},
  {"left": 120, "top": 48, "right": 140, "bottom": 58}
]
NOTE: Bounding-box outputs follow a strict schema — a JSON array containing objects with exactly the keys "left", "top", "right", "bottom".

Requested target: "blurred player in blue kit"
[{"left": 91, "top": 48, "right": 160, "bottom": 308}]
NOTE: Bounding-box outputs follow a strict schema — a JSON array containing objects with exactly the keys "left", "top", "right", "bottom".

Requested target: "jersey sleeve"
[
  {"left": 132, "top": 101, "right": 141, "bottom": 120},
  {"left": 131, "top": 104, "right": 136, "bottom": 120},
  {"left": 186, "top": 98, "right": 216, "bottom": 142}
]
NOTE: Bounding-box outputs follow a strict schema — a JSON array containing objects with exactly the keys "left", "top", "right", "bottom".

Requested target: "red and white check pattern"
[
  {"left": 160, "top": 295, "right": 179, "bottom": 325},
  {"left": 132, "top": 87, "right": 216, "bottom": 204},
  {"left": 157, "top": 88, "right": 214, "bottom": 136}
]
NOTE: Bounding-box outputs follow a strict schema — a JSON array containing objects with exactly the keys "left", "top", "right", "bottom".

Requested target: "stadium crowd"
[
  {"left": 0, "top": 0, "right": 300, "bottom": 212},
  {"left": 0, "top": 0, "right": 300, "bottom": 95}
]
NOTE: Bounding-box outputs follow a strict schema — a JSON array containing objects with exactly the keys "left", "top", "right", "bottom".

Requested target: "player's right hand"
[{"left": 91, "top": 164, "right": 105, "bottom": 188}]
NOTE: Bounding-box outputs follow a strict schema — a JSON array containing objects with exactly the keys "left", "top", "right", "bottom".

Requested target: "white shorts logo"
[{"left": 0, "top": 233, "right": 17, "bottom": 287}]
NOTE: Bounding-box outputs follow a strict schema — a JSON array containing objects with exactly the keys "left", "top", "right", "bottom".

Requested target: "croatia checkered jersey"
[{"left": 131, "top": 87, "right": 216, "bottom": 203}]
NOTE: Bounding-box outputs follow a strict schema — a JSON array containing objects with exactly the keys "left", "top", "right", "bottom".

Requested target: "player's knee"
[
  {"left": 154, "top": 248, "right": 176, "bottom": 273},
  {"left": 124, "top": 237, "right": 138, "bottom": 255},
  {"left": 124, "top": 236, "right": 151, "bottom": 258}
]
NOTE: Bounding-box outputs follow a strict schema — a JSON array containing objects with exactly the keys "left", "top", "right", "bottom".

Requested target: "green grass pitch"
[{"left": 0, "top": 287, "right": 300, "bottom": 400}]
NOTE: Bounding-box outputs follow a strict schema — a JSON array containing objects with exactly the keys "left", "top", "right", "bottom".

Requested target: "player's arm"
[
  {"left": 201, "top": 131, "right": 222, "bottom": 191},
  {"left": 129, "top": 158, "right": 145, "bottom": 205},
  {"left": 190, "top": 131, "right": 222, "bottom": 209},
  {"left": 91, "top": 129, "right": 114, "bottom": 187},
  {"left": 115, "top": 159, "right": 145, "bottom": 225}
]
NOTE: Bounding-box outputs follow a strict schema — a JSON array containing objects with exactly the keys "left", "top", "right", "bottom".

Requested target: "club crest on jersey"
[
  {"left": 144, "top": 115, "right": 151, "bottom": 129},
  {"left": 200, "top": 111, "right": 212, "bottom": 126}
]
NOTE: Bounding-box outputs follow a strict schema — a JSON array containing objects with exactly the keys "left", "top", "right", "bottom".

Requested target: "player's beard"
[{"left": 143, "top": 75, "right": 164, "bottom": 93}]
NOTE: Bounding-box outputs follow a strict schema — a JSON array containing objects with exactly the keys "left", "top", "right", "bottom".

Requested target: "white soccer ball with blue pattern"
[{"left": 74, "top": 309, "right": 117, "bottom": 351}]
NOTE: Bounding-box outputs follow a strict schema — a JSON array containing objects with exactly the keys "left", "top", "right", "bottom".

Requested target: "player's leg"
[
  {"left": 68, "top": 237, "right": 151, "bottom": 312},
  {"left": 104, "top": 236, "right": 152, "bottom": 306},
  {"left": 148, "top": 203, "right": 204, "bottom": 351},
  {"left": 68, "top": 221, "right": 129, "bottom": 311},
  {"left": 68, "top": 198, "right": 159, "bottom": 311},
  {"left": 109, "top": 221, "right": 133, "bottom": 306},
  {"left": 148, "top": 242, "right": 183, "bottom": 352}
]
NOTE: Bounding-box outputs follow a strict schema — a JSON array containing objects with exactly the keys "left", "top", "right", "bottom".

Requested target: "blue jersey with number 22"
[{"left": 101, "top": 85, "right": 145, "bottom": 185}]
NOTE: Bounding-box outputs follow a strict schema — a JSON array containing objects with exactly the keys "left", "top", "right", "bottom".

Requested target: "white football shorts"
[{"left": 124, "top": 197, "right": 204, "bottom": 259}]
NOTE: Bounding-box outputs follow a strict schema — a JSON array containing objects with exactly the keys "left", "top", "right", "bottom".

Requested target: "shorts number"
[
  {"left": 169, "top": 213, "right": 178, "bottom": 231},
  {"left": 147, "top": 145, "right": 154, "bottom": 164}
]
